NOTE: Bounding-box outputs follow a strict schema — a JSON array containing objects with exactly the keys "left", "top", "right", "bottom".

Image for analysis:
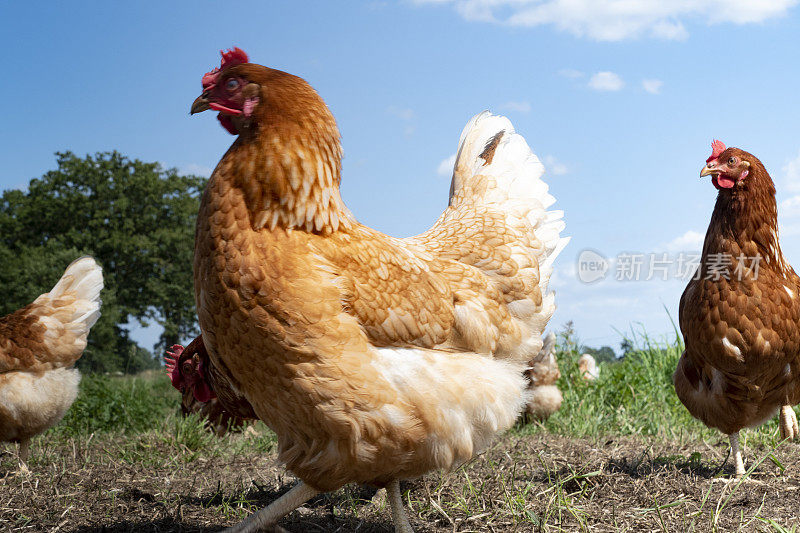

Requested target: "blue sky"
[{"left": 3, "top": 1, "right": 800, "bottom": 351}]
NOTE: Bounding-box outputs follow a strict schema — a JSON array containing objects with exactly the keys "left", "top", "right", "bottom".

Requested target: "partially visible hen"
[
  {"left": 525, "top": 331, "right": 562, "bottom": 420},
  {"left": 0, "top": 257, "right": 103, "bottom": 471},
  {"left": 578, "top": 354, "right": 599, "bottom": 381},
  {"left": 165, "top": 334, "right": 255, "bottom": 435},
  {"left": 189, "top": 48, "right": 568, "bottom": 532},
  {"left": 676, "top": 141, "right": 800, "bottom": 477}
]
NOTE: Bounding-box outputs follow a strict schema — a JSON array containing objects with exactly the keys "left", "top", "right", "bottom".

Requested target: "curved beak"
[
  {"left": 190, "top": 93, "right": 211, "bottom": 115},
  {"left": 700, "top": 165, "right": 718, "bottom": 177}
]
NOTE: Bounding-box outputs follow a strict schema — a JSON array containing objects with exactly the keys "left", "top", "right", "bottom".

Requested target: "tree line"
[{"left": 0, "top": 152, "right": 207, "bottom": 373}]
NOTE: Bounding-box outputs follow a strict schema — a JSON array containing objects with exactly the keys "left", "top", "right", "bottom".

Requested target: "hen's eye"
[
  {"left": 225, "top": 78, "right": 239, "bottom": 91},
  {"left": 728, "top": 157, "right": 736, "bottom": 165}
]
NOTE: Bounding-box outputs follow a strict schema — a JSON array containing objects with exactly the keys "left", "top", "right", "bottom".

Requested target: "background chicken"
[
  {"left": 579, "top": 353, "right": 599, "bottom": 381},
  {"left": 0, "top": 257, "right": 102, "bottom": 472},
  {"left": 675, "top": 140, "right": 800, "bottom": 477},
  {"left": 525, "top": 331, "right": 563, "bottom": 420},
  {"left": 165, "top": 335, "right": 255, "bottom": 435},
  {"left": 190, "top": 48, "right": 567, "bottom": 532}
]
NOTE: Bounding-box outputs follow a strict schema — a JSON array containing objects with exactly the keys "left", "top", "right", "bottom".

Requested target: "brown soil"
[{"left": 1, "top": 433, "right": 798, "bottom": 532}]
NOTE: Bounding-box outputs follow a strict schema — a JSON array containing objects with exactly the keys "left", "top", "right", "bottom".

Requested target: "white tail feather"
[
  {"left": 450, "top": 111, "right": 569, "bottom": 309},
  {"left": 34, "top": 256, "right": 104, "bottom": 336}
]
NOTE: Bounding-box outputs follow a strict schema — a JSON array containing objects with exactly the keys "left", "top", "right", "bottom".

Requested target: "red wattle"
[
  {"left": 217, "top": 113, "right": 237, "bottom": 135},
  {"left": 192, "top": 359, "right": 217, "bottom": 402},
  {"left": 712, "top": 175, "right": 735, "bottom": 190},
  {"left": 193, "top": 381, "right": 217, "bottom": 402}
]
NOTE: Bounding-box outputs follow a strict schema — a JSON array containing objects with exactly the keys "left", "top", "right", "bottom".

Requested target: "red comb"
[
  {"left": 202, "top": 47, "right": 249, "bottom": 90},
  {"left": 165, "top": 344, "right": 185, "bottom": 389},
  {"left": 221, "top": 47, "right": 249, "bottom": 69},
  {"left": 707, "top": 139, "right": 726, "bottom": 163}
]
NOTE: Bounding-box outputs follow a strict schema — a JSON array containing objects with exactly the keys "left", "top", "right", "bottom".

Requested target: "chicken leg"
[
  {"left": 730, "top": 432, "right": 745, "bottom": 477},
  {"left": 779, "top": 405, "right": 799, "bottom": 440},
  {"left": 387, "top": 479, "right": 414, "bottom": 533},
  {"left": 224, "top": 481, "right": 318, "bottom": 533},
  {"left": 17, "top": 439, "right": 30, "bottom": 475}
]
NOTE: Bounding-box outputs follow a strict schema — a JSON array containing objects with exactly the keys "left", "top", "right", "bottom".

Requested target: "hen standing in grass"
[
  {"left": 578, "top": 353, "right": 599, "bottom": 381},
  {"left": 675, "top": 141, "right": 800, "bottom": 477},
  {"left": 0, "top": 257, "right": 103, "bottom": 472},
  {"left": 189, "top": 48, "right": 567, "bottom": 532}
]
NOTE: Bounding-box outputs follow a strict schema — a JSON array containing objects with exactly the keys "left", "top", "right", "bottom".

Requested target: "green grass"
[
  {"left": 55, "top": 370, "right": 179, "bottom": 436},
  {"left": 517, "top": 326, "right": 794, "bottom": 452},
  {"left": 542, "top": 328, "right": 691, "bottom": 439},
  {"left": 7, "top": 328, "right": 799, "bottom": 531},
  {"left": 46, "top": 369, "right": 277, "bottom": 464},
  {"left": 55, "top": 327, "right": 794, "bottom": 448}
]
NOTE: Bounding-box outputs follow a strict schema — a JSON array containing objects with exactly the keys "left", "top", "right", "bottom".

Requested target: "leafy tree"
[
  {"left": 620, "top": 338, "right": 634, "bottom": 358},
  {"left": 0, "top": 152, "right": 206, "bottom": 372}
]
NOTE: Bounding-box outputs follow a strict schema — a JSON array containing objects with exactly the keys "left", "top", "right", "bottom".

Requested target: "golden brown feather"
[{"left": 190, "top": 50, "right": 567, "bottom": 530}]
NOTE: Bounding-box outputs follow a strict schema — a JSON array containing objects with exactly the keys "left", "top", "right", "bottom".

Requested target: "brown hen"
[
  {"left": 0, "top": 257, "right": 103, "bottom": 472},
  {"left": 189, "top": 48, "right": 567, "bottom": 532},
  {"left": 164, "top": 335, "right": 255, "bottom": 436},
  {"left": 675, "top": 140, "right": 800, "bottom": 477}
]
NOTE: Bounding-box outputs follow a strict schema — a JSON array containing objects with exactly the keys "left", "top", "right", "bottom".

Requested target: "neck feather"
[
  {"left": 222, "top": 116, "right": 353, "bottom": 234},
  {"left": 704, "top": 167, "right": 785, "bottom": 269}
]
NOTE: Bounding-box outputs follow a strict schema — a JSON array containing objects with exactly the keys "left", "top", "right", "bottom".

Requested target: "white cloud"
[
  {"left": 180, "top": 163, "right": 213, "bottom": 177},
  {"left": 413, "top": 0, "right": 798, "bottom": 41},
  {"left": 577, "top": 296, "right": 642, "bottom": 309},
  {"left": 550, "top": 261, "right": 577, "bottom": 288},
  {"left": 543, "top": 155, "right": 568, "bottom": 175},
  {"left": 642, "top": 78, "right": 664, "bottom": 94},
  {"left": 499, "top": 100, "right": 532, "bottom": 113},
  {"left": 771, "top": 150, "right": 800, "bottom": 239},
  {"left": 779, "top": 221, "right": 800, "bottom": 237},
  {"left": 437, "top": 153, "right": 457, "bottom": 177},
  {"left": 650, "top": 20, "right": 689, "bottom": 40},
  {"left": 387, "top": 106, "right": 416, "bottom": 136},
  {"left": 588, "top": 71, "right": 624, "bottom": 92},
  {"left": 780, "top": 195, "right": 800, "bottom": 217},
  {"left": 663, "top": 230, "right": 704, "bottom": 251},
  {"left": 558, "top": 68, "right": 584, "bottom": 79},
  {"left": 387, "top": 106, "right": 415, "bottom": 121},
  {"left": 783, "top": 149, "right": 800, "bottom": 192}
]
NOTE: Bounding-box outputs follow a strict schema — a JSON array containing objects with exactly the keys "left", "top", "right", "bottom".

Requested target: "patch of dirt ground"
[{"left": 1, "top": 432, "right": 799, "bottom": 532}]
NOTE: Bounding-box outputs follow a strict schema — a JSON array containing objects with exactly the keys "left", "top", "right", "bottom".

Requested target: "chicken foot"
[
  {"left": 224, "top": 479, "right": 413, "bottom": 532},
  {"left": 779, "top": 405, "right": 799, "bottom": 440},
  {"left": 224, "top": 481, "right": 318, "bottom": 533},
  {"left": 387, "top": 479, "right": 415, "bottom": 533}
]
